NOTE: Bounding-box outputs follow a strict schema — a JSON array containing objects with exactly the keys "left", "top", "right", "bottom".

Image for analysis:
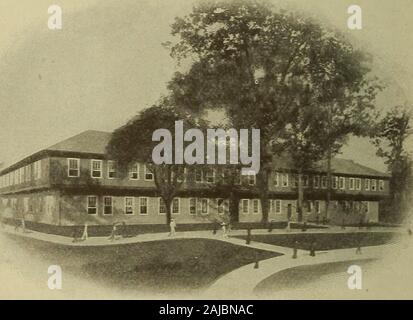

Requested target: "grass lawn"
[
  {"left": 234, "top": 231, "right": 399, "bottom": 251},
  {"left": 7, "top": 235, "right": 280, "bottom": 292}
]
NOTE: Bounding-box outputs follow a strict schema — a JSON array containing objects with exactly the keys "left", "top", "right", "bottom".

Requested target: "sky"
[{"left": 0, "top": 0, "right": 412, "bottom": 172}]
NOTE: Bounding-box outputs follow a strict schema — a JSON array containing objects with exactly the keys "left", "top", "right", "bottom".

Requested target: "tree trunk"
[
  {"left": 165, "top": 198, "right": 172, "bottom": 225},
  {"left": 229, "top": 191, "right": 239, "bottom": 223},
  {"left": 325, "top": 147, "right": 332, "bottom": 222},
  {"left": 257, "top": 169, "right": 269, "bottom": 223},
  {"left": 297, "top": 172, "right": 303, "bottom": 222}
]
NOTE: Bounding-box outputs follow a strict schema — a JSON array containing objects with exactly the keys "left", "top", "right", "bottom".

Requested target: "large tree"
[
  {"left": 373, "top": 105, "right": 412, "bottom": 222},
  {"left": 166, "top": 0, "right": 380, "bottom": 222},
  {"left": 106, "top": 103, "right": 198, "bottom": 224}
]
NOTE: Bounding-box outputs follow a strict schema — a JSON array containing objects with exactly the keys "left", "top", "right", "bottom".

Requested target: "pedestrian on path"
[
  {"left": 309, "top": 241, "right": 316, "bottom": 257},
  {"left": 80, "top": 223, "right": 89, "bottom": 241},
  {"left": 221, "top": 222, "right": 228, "bottom": 238},
  {"left": 286, "top": 219, "right": 291, "bottom": 232},
  {"left": 108, "top": 223, "right": 118, "bottom": 241},
  {"left": 169, "top": 218, "right": 176, "bottom": 236},
  {"left": 292, "top": 240, "right": 299, "bottom": 259}
]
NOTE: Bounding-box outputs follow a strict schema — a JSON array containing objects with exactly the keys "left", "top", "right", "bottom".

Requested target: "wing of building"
[{"left": 0, "top": 130, "right": 391, "bottom": 235}]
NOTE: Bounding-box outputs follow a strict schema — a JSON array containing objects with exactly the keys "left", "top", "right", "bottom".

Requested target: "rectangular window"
[
  {"left": 129, "top": 163, "right": 139, "bottom": 180},
  {"left": 172, "top": 198, "right": 180, "bottom": 214},
  {"left": 159, "top": 198, "right": 166, "bottom": 215},
  {"left": 195, "top": 168, "right": 203, "bottom": 183},
  {"left": 248, "top": 174, "right": 256, "bottom": 186},
  {"left": 91, "top": 159, "right": 102, "bottom": 178},
  {"left": 67, "top": 159, "right": 80, "bottom": 177},
  {"left": 201, "top": 198, "right": 208, "bottom": 214},
  {"left": 365, "top": 179, "right": 371, "bottom": 191},
  {"left": 87, "top": 196, "right": 98, "bottom": 215},
  {"left": 139, "top": 197, "right": 148, "bottom": 215},
  {"left": 313, "top": 176, "right": 320, "bottom": 188},
  {"left": 321, "top": 176, "right": 327, "bottom": 189},
  {"left": 252, "top": 199, "right": 259, "bottom": 214},
  {"left": 34, "top": 160, "right": 42, "bottom": 180},
  {"left": 339, "top": 177, "right": 345, "bottom": 190},
  {"left": 355, "top": 178, "right": 362, "bottom": 190},
  {"left": 282, "top": 173, "right": 289, "bottom": 187},
  {"left": 315, "top": 200, "right": 320, "bottom": 214},
  {"left": 349, "top": 178, "right": 355, "bottom": 190},
  {"left": 273, "top": 172, "right": 279, "bottom": 187},
  {"left": 371, "top": 179, "right": 377, "bottom": 191},
  {"left": 205, "top": 168, "right": 215, "bottom": 183},
  {"left": 274, "top": 200, "right": 281, "bottom": 214},
  {"left": 379, "top": 180, "right": 385, "bottom": 191},
  {"left": 144, "top": 165, "right": 154, "bottom": 181},
  {"left": 107, "top": 161, "right": 117, "bottom": 179},
  {"left": 125, "top": 197, "right": 134, "bottom": 215},
  {"left": 189, "top": 198, "right": 197, "bottom": 215},
  {"left": 242, "top": 199, "right": 249, "bottom": 214},
  {"left": 103, "top": 197, "right": 113, "bottom": 215},
  {"left": 306, "top": 200, "right": 313, "bottom": 213},
  {"left": 332, "top": 176, "right": 338, "bottom": 189}
]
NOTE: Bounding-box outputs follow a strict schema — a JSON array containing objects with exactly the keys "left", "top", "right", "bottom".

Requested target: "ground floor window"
[
  {"left": 159, "top": 198, "right": 166, "bottom": 215},
  {"left": 125, "top": 197, "right": 134, "bottom": 215},
  {"left": 241, "top": 199, "right": 249, "bottom": 214},
  {"left": 274, "top": 200, "right": 281, "bottom": 214},
  {"left": 172, "top": 198, "right": 180, "bottom": 214},
  {"left": 103, "top": 197, "right": 113, "bottom": 215},
  {"left": 252, "top": 199, "right": 259, "bottom": 214},
  {"left": 217, "top": 198, "right": 225, "bottom": 214},
  {"left": 189, "top": 198, "right": 196, "bottom": 215},
  {"left": 87, "top": 196, "right": 98, "bottom": 215},
  {"left": 314, "top": 200, "right": 320, "bottom": 214},
  {"left": 201, "top": 198, "right": 208, "bottom": 214},
  {"left": 139, "top": 197, "right": 148, "bottom": 215}
]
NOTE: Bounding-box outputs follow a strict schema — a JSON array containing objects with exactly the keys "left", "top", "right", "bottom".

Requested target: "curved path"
[{"left": 204, "top": 243, "right": 396, "bottom": 299}]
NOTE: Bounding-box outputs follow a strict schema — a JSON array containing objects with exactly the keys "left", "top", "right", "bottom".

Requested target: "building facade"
[{"left": 0, "top": 130, "right": 390, "bottom": 229}]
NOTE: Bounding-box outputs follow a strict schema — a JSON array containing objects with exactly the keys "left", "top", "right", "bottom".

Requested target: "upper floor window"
[
  {"left": 68, "top": 158, "right": 80, "bottom": 177},
  {"left": 339, "top": 177, "right": 345, "bottom": 190},
  {"left": 248, "top": 173, "right": 256, "bottom": 186},
  {"left": 281, "top": 173, "right": 289, "bottom": 187},
  {"left": 321, "top": 176, "right": 327, "bottom": 189},
  {"left": 205, "top": 168, "right": 215, "bottom": 183},
  {"left": 129, "top": 163, "right": 139, "bottom": 180},
  {"left": 355, "top": 178, "right": 362, "bottom": 191},
  {"left": 144, "top": 165, "right": 154, "bottom": 181},
  {"left": 91, "top": 160, "right": 102, "bottom": 178},
  {"left": 349, "top": 178, "right": 355, "bottom": 190},
  {"left": 332, "top": 176, "right": 338, "bottom": 189},
  {"left": 34, "top": 160, "right": 42, "bottom": 180},
  {"left": 107, "top": 161, "right": 117, "bottom": 179},
  {"left": 365, "top": 178, "right": 371, "bottom": 191},
  {"left": 194, "top": 168, "right": 203, "bottom": 183},
  {"left": 379, "top": 180, "right": 385, "bottom": 191},
  {"left": 273, "top": 172, "right": 279, "bottom": 187},
  {"left": 313, "top": 176, "right": 320, "bottom": 189},
  {"left": 371, "top": 179, "right": 377, "bottom": 191},
  {"left": 87, "top": 196, "right": 98, "bottom": 215}
]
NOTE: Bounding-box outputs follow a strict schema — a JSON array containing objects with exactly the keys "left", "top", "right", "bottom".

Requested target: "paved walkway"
[{"left": 204, "top": 243, "right": 397, "bottom": 299}]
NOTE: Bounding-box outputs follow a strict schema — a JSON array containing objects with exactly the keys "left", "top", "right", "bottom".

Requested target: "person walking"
[
  {"left": 221, "top": 222, "right": 228, "bottom": 238},
  {"left": 108, "top": 223, "right": 117, "bottom": 241},
  {"left": 80, "top": 223, "right": 89, "bottom": 241},
  {"left": 169, "top": 218, "right": 176, "bottom": 236}
]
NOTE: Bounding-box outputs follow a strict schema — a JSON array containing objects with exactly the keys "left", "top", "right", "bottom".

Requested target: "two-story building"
[{"left": 0, "top": 130, "right": 390, "bottom": 233}]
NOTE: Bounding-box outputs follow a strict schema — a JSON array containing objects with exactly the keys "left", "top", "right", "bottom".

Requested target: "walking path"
[{"left": 204, "top": 243, "right": 396, "bottom": 299}]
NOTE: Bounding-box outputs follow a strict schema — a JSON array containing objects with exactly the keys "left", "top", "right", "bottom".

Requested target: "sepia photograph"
[{"left": 0, "top": 0, "right": 412, "bottom": 306}]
